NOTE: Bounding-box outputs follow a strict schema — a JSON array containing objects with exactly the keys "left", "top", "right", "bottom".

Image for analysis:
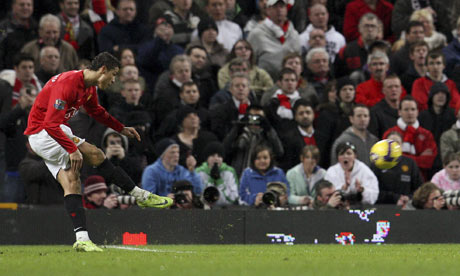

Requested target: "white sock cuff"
[{"left": 76, "top": 231, "right": 90, "bottom": 242}]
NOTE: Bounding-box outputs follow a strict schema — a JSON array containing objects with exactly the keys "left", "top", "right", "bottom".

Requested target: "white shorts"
[{"left": 28, "top": 124, "right": 85, "bottom": 179}]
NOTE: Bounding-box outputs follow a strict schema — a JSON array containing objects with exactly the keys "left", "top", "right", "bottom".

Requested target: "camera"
[
  {"left": 172, "top": 180, "right": 194, "bottom": 205},
  {"left": 262, "top": 182, "right": 288, "bottom": 207},
  {"left": 202, "top": 186, "right": 220, "bottom": 204},
  {"left": 336, "top": 190, "right": 363, "bottom": 203},
  {"left": 247, "top": 114, "right": 261, "bottom": 125},
  {"left": 174, "top": 191, "right": 189, "bottom": 205},
  {"left": 443, "top": 190, "right": 460, "bottom": 206}
]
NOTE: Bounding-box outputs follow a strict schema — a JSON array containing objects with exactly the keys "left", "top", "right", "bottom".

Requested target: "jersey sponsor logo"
[
  {"left": 401, "top": 165, "right": 409, "bottom": 172},
  {"left": 64, "top": 107, "right": 79, "bottom": 119},
  {"left": 54, "top": 99, "right": 66, "bottom": 110}
]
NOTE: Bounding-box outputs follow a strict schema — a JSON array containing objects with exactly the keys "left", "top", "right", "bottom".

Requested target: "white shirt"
[
  {"left": 299, "top": 24, "right": 346, "bottom": 62},
  {"left": 192, "top": 19, "right": 242, "bottom": 52}
]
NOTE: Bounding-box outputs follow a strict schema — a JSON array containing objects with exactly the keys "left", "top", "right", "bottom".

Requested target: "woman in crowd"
[
  {"left": 287, "top": 145, "right": 326, "bottom": 206},
  {"left": 405, "top": 182, "right": 446, "bottom": 210},
  {"left": 239, "top": 145, "right": 288, "bottom": 206},
  {"left": 324, "top": 141, "right": 379, "bottom": 205},
  {"left": 431, "top": 152, "right": 460, "bottom": 191},
  {"left": 410, "top": 9, "right": 447, "bottom": 50}
]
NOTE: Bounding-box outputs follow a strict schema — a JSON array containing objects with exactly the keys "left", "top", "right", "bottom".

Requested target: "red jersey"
[{"left": 24, "top": 70, "right": 124, "bottom": 154}]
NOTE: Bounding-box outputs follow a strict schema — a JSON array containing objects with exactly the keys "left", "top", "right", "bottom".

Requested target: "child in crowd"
[{"left": 431, "top": 152, "right": 460, "bottom": 191}]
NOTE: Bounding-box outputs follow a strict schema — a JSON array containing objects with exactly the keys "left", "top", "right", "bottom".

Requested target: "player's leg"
[
  {"left": 78, "top": 142, "right": 172, "bottom": 208},
  {"left": 57, "top": 168, "right": 102, "bottom": 252}
]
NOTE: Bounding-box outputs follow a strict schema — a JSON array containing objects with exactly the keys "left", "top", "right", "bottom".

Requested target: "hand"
[
  {"left": 300, "top": 196, "right": 311, "bottom": 206},
  {"left": 420, "top": 149, "right": 433, "bottom": 156},
  {"left": 343, "top": 170, "right": 351, "bottom": 191},
  {"left": 106, "top": 145, "right": 125, "bottom": 159},
  {"left": 103, "top": 194, "right": 118, "bottom": 209},
  {"left": 113, "top": 45, "right": 119, "bottom": 52},
  {"left": 254, "top": 192, "right": 264, "bottom": 206},
  {"left": 328, "top": 191, "right": 342, "bottom": 208},
  {"left": 186, "top": 155, "right": 197, "bottom": 171},
  {"left": 397, "top": 195, "right": 410, "bottom": 206},
  {"left": 433, "top": 196, "right": 445, "bottom": 210},
  {"left": 121, "top": 127, "right": 141, "bottom": 142},
  {"left": 69, "top": 149, "right": 83, "bottom": 173},
  {"left": 18, "top": 88, "right": 37, "bottom": 110},
  {"left": 355, "top": 179, "right": 364, "bottom": 193}
]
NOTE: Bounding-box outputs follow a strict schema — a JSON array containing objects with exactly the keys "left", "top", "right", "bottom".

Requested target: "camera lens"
[{"left": 203, "top": 186, "right": 220, "bottom": 204}]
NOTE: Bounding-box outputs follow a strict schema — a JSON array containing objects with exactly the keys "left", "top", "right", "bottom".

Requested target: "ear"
[{"left": 98, "top": 65, "right": 107, "bottom": 75}]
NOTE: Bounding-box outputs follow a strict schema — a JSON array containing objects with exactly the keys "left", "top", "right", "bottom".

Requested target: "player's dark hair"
[
  {"left": 13, "top": 53, "right": 34, "bottom": 67},
  {"left": 89, "top": 52, "right": 121, "bottom": 71}
]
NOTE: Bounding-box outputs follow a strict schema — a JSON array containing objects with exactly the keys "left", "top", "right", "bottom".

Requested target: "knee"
[{"left": 61, "top": 170, "right": 81, "bottom": 195}]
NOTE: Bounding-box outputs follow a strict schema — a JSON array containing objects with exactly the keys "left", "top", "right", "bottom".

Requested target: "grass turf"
[{"left": 1, "top": 244, "right": 460, "bottom": 276}]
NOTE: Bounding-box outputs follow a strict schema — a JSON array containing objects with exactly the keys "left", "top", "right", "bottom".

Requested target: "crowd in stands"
[{"left": 2, "top": 0, "right": 460, "bottom": 211}]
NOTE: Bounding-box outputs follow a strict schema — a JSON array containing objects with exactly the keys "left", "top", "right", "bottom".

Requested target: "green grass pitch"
[{"left": 1, "top": 244, "right": 460, "bottom": 276}]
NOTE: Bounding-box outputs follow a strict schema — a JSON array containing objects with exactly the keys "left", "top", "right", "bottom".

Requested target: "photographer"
[
  {"left": 169, "top": 180, "right": 196, "bottom": 209},
  {"left": 196, "top": 142, "right": 239, "bottom": 206},
  {"left": 223, "top": 104, "right": 284, "bottom": 176},
  {"left": 261, "top": 182, "right": 289, "bottom": 209},
  {"left": 313, "top": 180, "right": 346, "bottom": 210},
  {"left": 82, "top": 175, "right": 118, "bottom": 209},
  {"left": 404, "top": 182, "right": 446, "bottom": 210}
]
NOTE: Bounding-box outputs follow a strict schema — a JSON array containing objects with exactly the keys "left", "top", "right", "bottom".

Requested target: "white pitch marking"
[{"left": 105, "top": 245, "right": 196, "bottom": 254}]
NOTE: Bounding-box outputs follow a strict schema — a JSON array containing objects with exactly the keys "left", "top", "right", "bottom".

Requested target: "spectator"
[
  {"left": 247, "top": 0, "right": 301, "bottom": 80},
  {"left": 431, "top": 152, "right": 460, "bottom": 191},
  {"left": 315, "top": 77, "right": 355, "bottom": 167},
  {"left": 116, "top": 47, "right": 135, "bottom": 66},
  {"left": 224, "top": 0, "right": 249, "bottom": 30},
  {"left": 419, "top": 82, "right": 456, "bottom": 176},
  {"left": 223, "top": 104, "right": 284, "bottom": 177},
  {"left": 440, "top": 104, "right": 460, "bottom": 161},
  {"left": 97, "top": 0, "right": 150, "bottom": 53},
  {"left": 137, "top": 16, "right": 184, "bottom": 91},
  {"left": 356, "top": 51, "right": 407, "bottom": 107},
  {"left": 410, "top": 8, "right": 447, "bottom": 50},
  {"left": 80, "top": 0, "right": 115, "bottom": 35},
  {"left": 304, "top": 28, "right": 327, "bottom": 52},
  {"left": 331, "top": 104, "right": 378, "bottom": 166},
  {"left": 312, "top": 179, "right": 345, "bottom": 210},
  {"left": 82, "top": 175, "right": 118, "bottom": 209},
  {"left": 342, "top": 0, "right": 393, "bottom": 42},
  {"left": 169, "top": 180, "right": 197, "bottom": 209},
  {"left": 0, "top": 0, "right": 37, "bottom": 70},
  {"left": 21, "top": 14, "right": 78, "bottom": 72},
  {"left": 196, "top": 141, "right": 239, "bottom": 206},
  {"left": 299, "top": 3, "right": 345, "bottom": 62},
  {"left": 163, "top": 0, "right": 200, "bottom": 48},
  {"left": 188, "top": 17, "right": 228, "bottom": 67},
  {"left": 287, "top": 145, "right": 326, "bottom": 206},
  {"left": 304, "top": 47, "right": 332, "bottom": 100},
  {"left": 412, "top": 51, "right": 460, "bottom": 112},
  {"left": 279, "top": 99, "right": 324, "bottom": 170},
  {"left": 172, "top": 105, "right": 218, "bottom": 168},
  {"left": 108, "top": 79, "right": 150, "bottom": 125},
  {"left": 443, "top": 16, "right": 460, "bottom": 90},
  {"left": 324, "top": 141, "right": 379, "bottom": 205},
  {"left": 18, "top": 141, "right": 64, "bottom": 205},
  {"left": 0, "top": 84, "right": 37, "bottom": 202},
  {"left": 391, "top": 21, "right": 426, "bottom": 76},
  {"left": 148, "top": 0, "right": 204, "bottom": 27},
  {"left": 334, "top": 13, "right": 380, "bottom": 78},
  {"left": 141, "top": 138, "right": 202, "bottom": 196},
  {"left": 404, "top": 182, "right": 445, "bottom": 210},
  {"left": 217, "top": 39, "right": 273, "bottom": 98},
  {"left": 400, "top": 41, "right": 429, "bottom": 93},
  {"left": 383, "top": 96, "right": 438, "bottom": 180},
  {"left": 58, "top": 0, "right": 95, "bottom": 60},
  {"left": 158, "top": 81, "right": 211, "bottom": 139},
  {"left": 243, "top": 0, "right": 269, "bottom": 36},
  {"left": 36, "top": 46, "right": 61, "bottom": 84},
  {"left": 239, "top": 145, "right": 288, "bottom": 206},
  {"left": 372, "top": 131, "right": 422, "bottom": 205},
  {"left": 368, "top": 75, "right": 404, "bottom": 139},
  {"left": 123, "top": 110, "right": 156, "bottom": 168},
  {"left": 152, "top": 54, "right": 192, "bottom": 128}
]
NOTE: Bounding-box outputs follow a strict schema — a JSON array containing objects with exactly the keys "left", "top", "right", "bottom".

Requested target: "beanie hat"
[
  {"left": 155, "top": 16, "right": 174, "bottom": 28},
  {"left": 202, "top": 141, "right": 225, "bottom": 159},
  {"left": 84, "top": 175, "right": 107, "bottom": 196},
  {"left": 155, "top": 138, "right": 179, "bottom": 158},
  {"left": 176, "top": 105, "right": 197, "bottom": 125},
  {"left": 336, "top": 76, "right": 355, "bottom": 94},
  {"left": 198, "top": 17, "right": 218, "bottom": 38},
  {"left": 428, "top": 82, "right": 450, "bottom": 108}
]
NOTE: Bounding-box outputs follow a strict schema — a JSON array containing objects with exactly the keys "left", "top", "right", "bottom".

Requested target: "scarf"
[
  {"left": 397, "top": 117, "right": 419, "bottom": 155},
  {"left": 61, "top": 12, "right": 79, "bottom": 51},
  {"left": 239, "top": 102, "right": 248, "bottom": 114},
  {"left": 12, "top": 78, "right": 38, "bottom": 107},
  {"left": 273, "top": 89, "right": 300, "bottom": 119},
  {"left": 263, "top": 18, "right": 290, "bottom": 44}
]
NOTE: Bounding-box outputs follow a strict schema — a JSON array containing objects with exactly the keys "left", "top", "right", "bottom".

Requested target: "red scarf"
[
  {"left": 403, "top": 125, "right": 417, "bottom": 145},
  {"left": 239, "top": 102, "right": 248, "bottom": 114},
  {"left": 12, "top": 78, "right": 37, "bottom": 107},
  {"left": 61, "top": 13, "right": 79, "bottom": 51},
  {"left": 277, "top": 94, "right": 291, "bottom": 109},
  {"left": 279, "top": 20, "right": 290, "bottom": 44},
  {"left": 303, "top": 136, "right": 316, "bottom": 145}
]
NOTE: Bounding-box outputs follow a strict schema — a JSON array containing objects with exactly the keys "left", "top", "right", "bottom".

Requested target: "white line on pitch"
[{"left": 104, "top": 245, "right": 196, "bottom": 254}]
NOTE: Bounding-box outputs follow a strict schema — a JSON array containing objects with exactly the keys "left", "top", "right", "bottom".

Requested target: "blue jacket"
[
  {"left": 443, "top": 38, "right": 460, "bottom": 78},
  {"left": 239, "top": 167, "right": 288, "bottom": 205},
  {"left": 141, "top": 159, "right": 203, "bottom": 196}
]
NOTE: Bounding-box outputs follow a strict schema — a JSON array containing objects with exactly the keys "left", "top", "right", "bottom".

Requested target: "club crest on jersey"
[{"left": 54, "top": 99, "right": 66, "bottom": 110}]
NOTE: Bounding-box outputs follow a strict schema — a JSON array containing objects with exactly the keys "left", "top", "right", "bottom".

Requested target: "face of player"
[
  {"left": 40, "top": 47, "right": 60, "bottom": 73},
  {"left": 383, "top": 78, "right": 402, "bottom": 103},
  {"left": 15, "top": 60, "right": 34, "bottom": 83},
  {"left": 120, "top": 49, "right": 135, "bottom": 66},
  {"left": 120, "top": 65, "right": 139, "bottom": 81},
  {"left": 284, "top": 57, "right": 302, "bottom": 77},
  {"left": 87, "top": 190, "right": 107, "bottom": 206},
  {"left": 350, "top": 107, "right": 370, "bottom": 131},
  {"left": 445, "top": 160, "right": 460, "bottom": 181},
  {"left": 307, "top": 52, "right": 329, "bottom": 76},
  {"left": 207, "top": 0, "right": 226, "bottom": 21},
  {"left": 172, "top": 61, "right": 192, "bottom": 84},
  {"left": 230, "top": 77, "right": 250, "bottom": 102},
  {"left": 39, "top": 22, "right": 60, "bottom": 46},
  {"left": 121, "top": 82, "right": 142, "bottom": 105},
  {"left": 280, "top": 73, "right": 297, "bottom": 94},
  {"left": 368, "top": 57, "right": 388, "bottom": 80},
  {"left": 399, "top": 100, "right": 418, "bottom": 125},
  {"left": 266, "top": 2, "right": 287, "bottom": 25},
  {"left": 301, "top": 151, "right": 317, "bottom": 174},
  {"left": 338, "top": 149, "right": 355, "bottom": 171},
  {"left": 234, "top": 41, "right": 252, "bottom": 61},
  {"left": 116, "top": 0, "right": 136, "bottom": 24},
  {"left": 410, "top": 46, "right": 428, "bottom": 65},
  {"left": 12, "top": 0, "right": 33, "bottom": 20},
  {"left": 427, "top": 56, "right": 445, "bottom": 80},
  {"left": 308, "top": 29, "right": 327, "bottom": 48},
  {"left": 359, "top": 18, "right": 379, "bottom": 42},
  {"left": 432, "top": 92, "right": 447, "bottom": 108},
  {"left": 295, "top": 105, "right": 314, "bottom": 128},
  {"left": 406, "top": 25, "right": 425, "bottom": 44},
  {"left": 207, "top": 153, "right": 223, "bottom": 168},
  {"left": 189, "top": 48, "right": 207, "bottom": 70},
  {"left": 97, "top": 67, "right": 119, "bottom": 90},
  {"left": 163, "top": 145, "right": 180, "bottom": 167},
  {"left": 182, "top": 112, "right": 200, "bottom": 129},
  {"left": 310, "top": 4, "right": 328, "bottom": 30},
  {"left": 254, "top": 149, "right": 271, "bottom": 173},
  {"left": 424, "top": 189, "right": 442, "bottom": 209},
  {"left": 339, "top": 85, "right": 355, "bottom": 103},
  {"left": 60, "top": 0, "right": 80, "bottom": 18},
  {"left": 180, "top": 84, "right": 200, "bottom": 104}
]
